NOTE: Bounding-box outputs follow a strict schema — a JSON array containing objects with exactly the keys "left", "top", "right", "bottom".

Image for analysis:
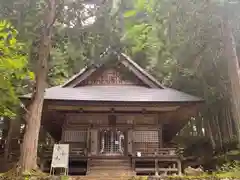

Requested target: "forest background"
[{"left": 0, "top": 0, "right": 240, "bottom": 174}]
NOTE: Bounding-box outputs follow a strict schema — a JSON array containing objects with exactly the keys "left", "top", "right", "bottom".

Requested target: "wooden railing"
[
  {"left": 70, "top": 147, "right": 87, "bottom": 157},
  {"left": 132, "top": 148, "right": 183, "bottom": 176},
  {"left": 134, "top": 148, "right": 183, "bottom": 157}
]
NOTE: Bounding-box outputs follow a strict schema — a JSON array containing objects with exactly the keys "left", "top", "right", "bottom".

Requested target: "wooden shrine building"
[{"left": 21, "top": 51, "right": 203, "bottom": 176}]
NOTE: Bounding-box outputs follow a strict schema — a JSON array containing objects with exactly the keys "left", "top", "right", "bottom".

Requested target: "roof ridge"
[{"left": 61, "top": 50, "right": 165, "bottom": 88}]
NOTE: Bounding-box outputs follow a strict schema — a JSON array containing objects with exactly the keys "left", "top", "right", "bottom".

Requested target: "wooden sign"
[{"left": 51, "top": 144, "right": 69, "bottom": 169}]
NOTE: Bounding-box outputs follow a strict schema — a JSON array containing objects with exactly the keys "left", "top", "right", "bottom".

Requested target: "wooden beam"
[
  {"left": 42, "top": 99, "right": 201, "bottom": 107},
  {"left": 47, "top": 105, "right": 180, "bottom": 112}
]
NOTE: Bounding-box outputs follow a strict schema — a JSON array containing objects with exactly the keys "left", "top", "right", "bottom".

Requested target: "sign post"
[{"left": 50, "top": 144, "right": 69, "bottom": 175}]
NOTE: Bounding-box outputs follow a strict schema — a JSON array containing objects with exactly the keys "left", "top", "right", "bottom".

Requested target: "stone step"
[
  {"left": 90, "top": 163, "right": 130, "bottom": 167},
  {"left": 90, "top": 158, "right": 129, "bottom": 161},
  {"left": 87, "top": 174, "right": 135, "bottom": 177},
  {"left": 90, "top": 166, "right": 131, "bottom": 170},
  {"left": 90, "top": 162, "right": 131, "bottom": 166},
  {"left": 70, "top": 178, "right": 132, "bottom": 180},
  {"left": 70, "top": 176, "right": 135, "bottom": 180},
  {"left": 87, "top": 170, "right": 136, "bottom": 176},
  {"left": 90, "top": 159, "right": 130, "bottom": 163},
  {"left": 88, "top": 158, "right": 134, "bottom": 177},
  {"left": 90, "top": 161, "right": 130, "bottom": 163},
  {"left": 90, "top": 159, "right": 131, "bottom": 166},
  {"left": 88, "top": 170, "right": 134, "bottom": 174},
  {"left": 90, "top": 160, "right": 131, "bottom": 169}
]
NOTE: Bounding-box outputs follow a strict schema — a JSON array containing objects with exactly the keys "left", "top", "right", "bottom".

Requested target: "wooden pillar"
[
  {"left": 127, "top": 129, "right": 133, "bottom": 155},
  {"left": 155, "top": 155, "right": 159, "bottom": 176},
  {"left": 177, "top": 160, "right": 182, "bottom": 176},
  {"left": 86, "top": 126, "right": 90, "bottom": 155},
  {"left": 87, "top": 158, "right": 90, "bottom": 175},
  {"left": 60, "top": 128, "right": 65, "bottom": 143},
  {"left": 131, "top": 158, "right": 135, "bottom": 171},
  {"left": 90, "top": 128, "right": 98, "bottom": 155},
  {"left": 60, "top": 114, "right": 67, "bottom": 143},
  {"left": 158, "top": 115, "right": 163, "bottom": 148}
]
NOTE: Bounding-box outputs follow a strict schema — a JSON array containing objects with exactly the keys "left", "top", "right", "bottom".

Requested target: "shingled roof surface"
[{"left": 22, "top": 85, "right": 202, "bottom": 102}]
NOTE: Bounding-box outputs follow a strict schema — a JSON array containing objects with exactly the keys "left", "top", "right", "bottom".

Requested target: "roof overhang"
[{"left": 20, "top": 85, "right": 203, "bottom": 103}]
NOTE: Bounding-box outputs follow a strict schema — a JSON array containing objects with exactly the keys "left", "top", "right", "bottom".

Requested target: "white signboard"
[
  {"left": 137, "top": 152, "right": 141, "bottom": 157},
  {"left": 51, "top": 144, "right": 69, "bottom": 168}
]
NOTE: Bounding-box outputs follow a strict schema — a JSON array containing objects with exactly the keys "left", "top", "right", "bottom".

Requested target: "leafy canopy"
[{"left": 0, "top": 20, "right": 32, "bottom": 117}]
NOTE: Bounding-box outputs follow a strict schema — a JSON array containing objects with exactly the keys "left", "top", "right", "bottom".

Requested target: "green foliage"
[
  {"left": 128, "top": 175, "right": 240, "bottom": 180},
  {"left": 60, "top": 176, "right": 69, "bottom": 180},
  {"left": 124, "top": 10, "right": 137, "bottom": 18},
  {"left": 122, "top": 0, "right": 175, "bottom": 85},
  {"left": 216, "top": 161, "right": 240, "bottom": 177},
  {"left": 0, "top": 20, "right": 31, "bottom": 117}
]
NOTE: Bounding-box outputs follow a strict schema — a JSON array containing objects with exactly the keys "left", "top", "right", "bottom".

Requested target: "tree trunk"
[
  {"left": 221, "top": 108, "right": 229, "bottom": 142},
  {"left": 215, "top": 114, "right": 223, "bottom": 149},
  {"left": 196, "top": 114, "right": 203, "bottom": 136},
  {"left": 2, "top": 117, "right": 10, "bottom": 139},
  {"left": 19, "top": 0, "right": 56, "bottom": 172},
  {"left": 226, "top": 107, "right": 234, "bottom": 140},
  {"left": 4, "top": 118, "right": 13, "bottom": 162},
  {"left": 3, "top": 116, "right": 21, "bottom": 163},
  {"left": 222, "top": 16, "right": 240, "bottom": 147},
  {"left": 204, "top": 114, "right": 216, "bottom": 149}
]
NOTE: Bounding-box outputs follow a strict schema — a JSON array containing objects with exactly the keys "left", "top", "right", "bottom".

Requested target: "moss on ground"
[{"left": 0, "top": 172, "right": 239, "bottom": 180}]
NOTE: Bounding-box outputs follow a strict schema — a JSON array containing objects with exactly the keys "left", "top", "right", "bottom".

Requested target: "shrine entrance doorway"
[{"left": 99, "top": 128, "right": 126, "bottom": 156}]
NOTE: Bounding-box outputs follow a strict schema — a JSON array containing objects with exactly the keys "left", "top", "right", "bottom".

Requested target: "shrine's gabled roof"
[
  {"left": 62, "top": 51, "right": 165, "bottom": 88},
  {"left": 21, "top": 50, "right": 203, "bottom": 103},
  {"left": 22, "top": 85, "right": 202, "bottom": 102}
]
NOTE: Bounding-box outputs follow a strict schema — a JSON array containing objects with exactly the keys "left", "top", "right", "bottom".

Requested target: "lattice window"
[
  {"left": 63, "top": 130, "right": 87, "bottom": 142},
  {"left": 133, "top": 131, "right": 159, "bottom": 142}
]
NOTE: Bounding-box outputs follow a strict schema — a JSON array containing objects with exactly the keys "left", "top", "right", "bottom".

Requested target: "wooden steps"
[{"left": 88, "top": 158, "right": 135, "bottom": 177}]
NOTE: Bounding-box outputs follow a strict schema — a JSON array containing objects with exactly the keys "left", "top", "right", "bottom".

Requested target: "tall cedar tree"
[
  {"left": 20, "top": 0, "right": 56, "bottom": 172},
  {"left": 222, "top": 14, "right": 240, "bottom": 148}
]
